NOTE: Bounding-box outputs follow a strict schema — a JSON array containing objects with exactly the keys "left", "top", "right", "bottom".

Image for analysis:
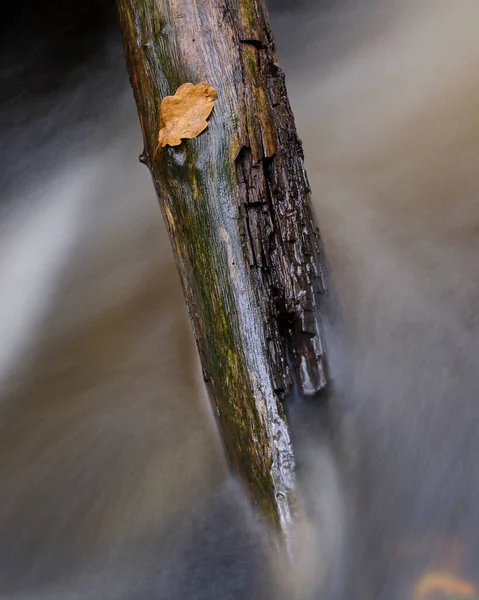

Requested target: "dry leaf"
[
  {"left": 413, "top": 571, "right": 476, "bottom": 599},
  {"left": 157, "top": 82, "right": 217, "bottom": 148}
]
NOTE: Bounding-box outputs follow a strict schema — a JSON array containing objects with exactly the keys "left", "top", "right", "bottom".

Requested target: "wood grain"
[{"left": 117, "top": 0, "right": 330, "bottom": 542}]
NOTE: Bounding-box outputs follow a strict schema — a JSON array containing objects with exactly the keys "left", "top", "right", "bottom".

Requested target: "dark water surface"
[{"left": 1, "top": 0, "right": 479, "bottom": 598}]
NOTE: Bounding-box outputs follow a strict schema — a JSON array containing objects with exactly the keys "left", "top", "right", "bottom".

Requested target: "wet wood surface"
[{"left": 117, "top": 0, "right": 329, "bottom": 542}]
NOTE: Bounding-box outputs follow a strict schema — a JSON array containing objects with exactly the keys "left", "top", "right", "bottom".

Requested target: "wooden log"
[{"left": 117, "top": 0, "right": 329, "bottom": 543}]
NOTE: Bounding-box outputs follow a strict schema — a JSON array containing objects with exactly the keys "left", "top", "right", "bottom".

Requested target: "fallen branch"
[{"left": 117, "top": 0, "right": 329, "bottom": 543}]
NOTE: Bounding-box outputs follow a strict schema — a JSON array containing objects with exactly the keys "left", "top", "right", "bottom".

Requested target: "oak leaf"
[{"left": 158, "top": 82, "right": 217, "bottom": 148}]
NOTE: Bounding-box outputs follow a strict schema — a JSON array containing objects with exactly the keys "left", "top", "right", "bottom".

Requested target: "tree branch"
[{"left": 117, "top": 0, "right": 329, "bottom": 543}]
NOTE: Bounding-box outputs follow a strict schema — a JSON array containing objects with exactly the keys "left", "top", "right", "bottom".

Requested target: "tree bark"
[{"left": 117, "top": 0, "right": 329, "bottom": 544}]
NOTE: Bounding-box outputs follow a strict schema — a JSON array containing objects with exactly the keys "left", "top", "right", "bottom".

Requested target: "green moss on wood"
[{"left": 117, "top": 0, "right": 329, "bottom": 543}]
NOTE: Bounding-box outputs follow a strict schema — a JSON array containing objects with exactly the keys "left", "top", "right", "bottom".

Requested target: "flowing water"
[{"left": 1, "top": 0, "right": 479, "bottom": 598}]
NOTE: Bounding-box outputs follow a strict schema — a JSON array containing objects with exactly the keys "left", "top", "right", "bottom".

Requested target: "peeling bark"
[{"left": 117, "top": 0, "right": 329, "bottom": 542}]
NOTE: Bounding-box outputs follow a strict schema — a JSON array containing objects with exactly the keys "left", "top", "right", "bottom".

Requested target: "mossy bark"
[{"left": 117, "top": 0, "right": 329, "bottom": 543}]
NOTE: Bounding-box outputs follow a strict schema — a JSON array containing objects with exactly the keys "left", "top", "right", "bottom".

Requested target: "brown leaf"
[
  {"left": 413, "top": 571, "right": 476, "bottom": 599},
  {"left": 157, "top": 82, "right": 217, "bottom": 148}
]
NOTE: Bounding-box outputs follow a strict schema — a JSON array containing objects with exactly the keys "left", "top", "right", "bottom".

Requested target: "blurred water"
[
  {"left": 273, "top": 1, "right": 479, "bottom": 596},
  {"left": 1, "top": 0, "right": 479, "bottom": 598}
]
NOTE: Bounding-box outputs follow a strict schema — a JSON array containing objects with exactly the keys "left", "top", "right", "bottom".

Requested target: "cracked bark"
[{"left": 117, "top": 0, "right": 329, "bottom": 543}]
